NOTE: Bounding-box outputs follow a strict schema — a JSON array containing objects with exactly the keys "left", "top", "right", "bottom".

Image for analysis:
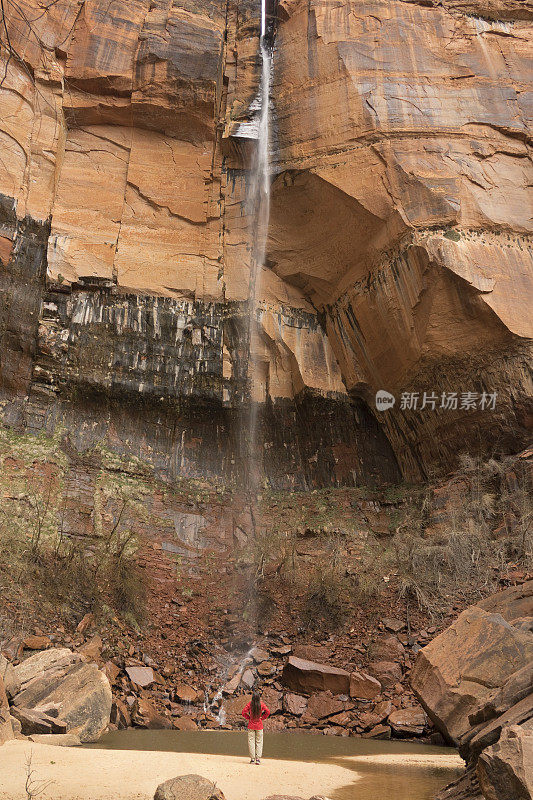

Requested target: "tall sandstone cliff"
[{"left": 0, "top": 0, "right": 531, "bottom": 486}]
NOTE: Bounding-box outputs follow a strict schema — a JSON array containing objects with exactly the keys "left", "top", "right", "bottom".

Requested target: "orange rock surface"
[{"left": 0, "top": 0, "right": 531, "bottom": 481}]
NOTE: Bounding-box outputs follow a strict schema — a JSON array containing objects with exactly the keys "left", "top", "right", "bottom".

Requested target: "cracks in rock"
[
  {"left": 77, "top": 127, "right": 132, "bottom": 153},
  {"left": 125, "top": 180, "right": 207, "bottom": 226}
]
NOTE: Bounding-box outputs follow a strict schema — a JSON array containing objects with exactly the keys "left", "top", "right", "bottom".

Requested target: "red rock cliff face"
[{"left": 0, "top": 0, "right": 531, "bottom": 484}]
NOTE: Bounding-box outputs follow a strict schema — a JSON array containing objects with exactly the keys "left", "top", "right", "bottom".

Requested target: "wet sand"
[{"left": 0, "top": 739, "right": 462, "bottom": 800}]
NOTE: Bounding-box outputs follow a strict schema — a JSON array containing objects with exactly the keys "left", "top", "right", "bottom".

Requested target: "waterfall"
[
  {"left": 203, "top": 0, "right": 273, "bottom": 730},
  {"left": 245, "top": 0, "right": 272, "bottom": 489}
]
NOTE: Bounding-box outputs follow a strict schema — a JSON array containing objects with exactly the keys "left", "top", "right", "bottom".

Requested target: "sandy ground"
[{"left": 0, "top": 740, "right": 463, "bottom": 800}]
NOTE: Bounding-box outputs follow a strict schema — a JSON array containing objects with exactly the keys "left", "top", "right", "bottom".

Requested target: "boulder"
[
  {"left": 411, "top": 605, "right": 533, "bottom": 743},
  {"left": 382, "top": 618, "right": 405, "bottom": 633},
  {"left": 222, "top": 672, "right": 241, "bottom": 696},
  {"left": 0, "top": 655, "right": 20, "bottom": 700},
  {"left": 368, "top": 661, "right": 402, "bottom": 689},
  {"left": 368, "top": 635, "right": 405, "bottom": 662},
  {"left": 102, "top": 661, "right": 121, "bottom": 685},
  {"left": 292, "top": 645, "right": 331, "bottom": 662},
  {"left": 349, "top": 670, "right": 381, "bottom": 700},
  {"left": 470, "top": 662, "right": 533, "bottom": 726},
  {"left": 435, "top": 769, "right": 484, "bottom": 800},
  {"left": 14, "top": 648, "right": 80, "bottom": 686},
  {"left": 174, "top": 684, "right": 201, "bottom": 704},
  {"left": 154, "top": 774, "right": 224, "bottom": 800},
  {"left": 362, "top": 724, "right": 392, "bottom": 740},
  {"left": 250, "top": 647, "right": 270, "bottom": 663},
  {"left": 173, "top": 716, "right": 198, "bottom": 731},
  {"left": 241, "top": 669, "right": 255, "bottom": 689},
  {"left": 110, "top": 699, "right": 131, "bottom": 729},
  {"left": 132, "top": 698, "right": 172, "bottom": 730},
  {"left": 0, "top": 674, "right": 14, "bottom": 745},
  {"left": 411, "top": 583, "right": 533, "bottom": 800},
  {"left": 76, "top": 613, "right": 95, "bottom": 635},
  {"left": 477, "top": 581, "right": 533, "bottom": 623},
  {"left": 477, "top": 725, "right": 533, "bottom": 800},
  {"left": 23, "top": 635, "right": 51, "bottom": 651},
  {"left": 13, "top": 654, "right": 112, "bottom": 743},
  {"left": 262, "top": 688, "right": 282, "bottom": 715},
  {"left": 358, "top": 700, "right": 392, "bottom": 730},
  {"left": 264, "top": 715, "right": 286, "bottom": 731},
  {"left": 388, "top": 706, "right": 427, "bottom": 737},
  {"left": 221, "top": 694, "right": 251, "bottom": 726},
  {"left": 126, "top": 666, "right": 156, "bottom": 688},
  {"left": 78, "top": 635, "right": 103, "bottom": 662},
  {"left": 281, "top": 657, "right": 350, "bottom": 694},
  {"left": 305, "top": 692, "right": 344, "bottom": 721},
  {"left": 283, "top": 693, "right": 308, "bottom": 716},
  {"left": 257, "top": 661, "right": 276, "bottom": 677},
  {"left": 464, "top": 694, "right": 533, "bottom": 763},
  {"left": 327, "top": 711, "right": 352, "bottom": 726},
  {"left": 269, "top": 645, "right": 292, "bottom": 657},
  {"left": 10, "top": 706, "right": 67, "bottom": 735},
  {"left": 28, "top": 733, "right": 82, "bottom": 747}
]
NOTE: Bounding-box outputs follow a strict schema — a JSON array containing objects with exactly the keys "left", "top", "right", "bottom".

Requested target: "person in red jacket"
[{"left": 242, "top": 689, "right": 270, "bottom": 764}]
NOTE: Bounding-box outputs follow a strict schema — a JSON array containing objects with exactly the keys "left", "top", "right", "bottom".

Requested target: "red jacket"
[{"left": 242, "top": 700, "right": 270, "bottom": 730}]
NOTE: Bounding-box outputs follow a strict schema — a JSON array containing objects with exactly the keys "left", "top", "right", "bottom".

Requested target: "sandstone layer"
[{"left": 0, "top": 0, "right": 531, "bottom": 484}]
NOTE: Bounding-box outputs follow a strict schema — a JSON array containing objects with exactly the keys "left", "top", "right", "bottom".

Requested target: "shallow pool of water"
[{"left": 87, "top": 729, "right": 462, "bottom": 800}]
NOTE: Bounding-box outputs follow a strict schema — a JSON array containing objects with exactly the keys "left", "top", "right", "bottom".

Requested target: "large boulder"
[
  {"left": 0, "top": 674, "right": 14, "bottom": 745},
  {"left": 477, "top": 726, "right": 533, "bottom": 800},
  {"left": 283, "top": 693, "right": 308, "bottom": 716},
  {"left": 349, "top": 670, "right": 381, "bottom": 700},
  {"left": 477, "top": 583, "right": 533, "bottom": 622},
  {"left": 12, "top": 649, "right": 112, "bottom": 742},
  {"left": 154, "top": 774, "right": 224, "bottom": 800},
  {"left": 367, "top": 635, "right": 405, "bottom": 662},
  {"left": 281, "top": 657, "right": 350, "bottom": 694},
  {"left": 367, "top": 661, "right": 402, "bottom": 689},
  {"left": 0, "top": 655, "right": 20, "bottom": 700},
  {"left": 411, "top": 604, "right": 533, "bottom": 743},
  {"left": 132, "top": 698, "right": 172, "bottom": 730},
  {"left": 10, "top": 706, "right": 67, "bottom": 735},
  {"left": 388, "top": 706, "right": 427, "bottom": 737},
  {"left": 221, "top": 693, "right": 251, "bottom": 726},
  {"left": 14, "top": 648, "right": 81, "bottom": 686},
  {"left": 305, "top": 692, "right": 344, "bottom": 721},
  {"left": 262, "top": 688, "right": 283, "bottom": 715},
  {"left": 412, "top": 582, "right": 533, "bottom": 800}
]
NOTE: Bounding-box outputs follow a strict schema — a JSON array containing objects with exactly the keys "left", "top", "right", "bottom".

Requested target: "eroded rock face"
[
  {"left": 270, "top": 0, "right": 533, "bottom": 478},
  {"left": 0, "top": 0, "right": 531, "bottom": 484}
]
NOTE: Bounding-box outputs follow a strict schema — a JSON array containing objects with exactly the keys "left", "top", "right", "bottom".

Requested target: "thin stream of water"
[
  {"left": 245, "top": 0, "right": 272, "bottom": 489},
  {"left": 205, "top": 7, "right": 273, "bottom": 717}
]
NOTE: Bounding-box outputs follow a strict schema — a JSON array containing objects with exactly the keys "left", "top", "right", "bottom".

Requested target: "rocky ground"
[
  {"left": 1, "top": 440, "right": 531, "bottom": 744},
  {"left": 1, "top": 582, "right": 531, "bottom": 800}
]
